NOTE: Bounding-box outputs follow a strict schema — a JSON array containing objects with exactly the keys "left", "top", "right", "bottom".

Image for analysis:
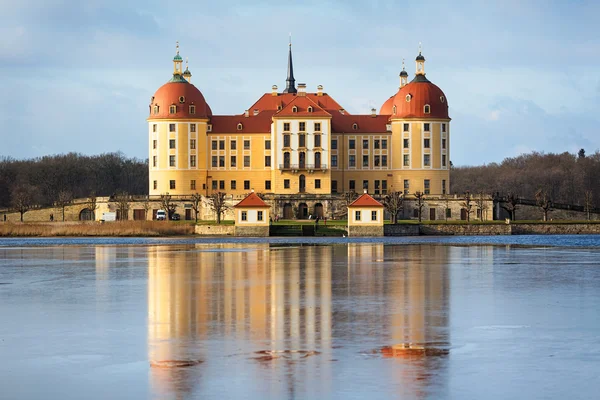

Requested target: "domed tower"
[
  {"left": 148, "top": 42, "right": 212, "bottom": 197},
  {"left": 381, "top": 48, "right": 450, "bottom": 196}
]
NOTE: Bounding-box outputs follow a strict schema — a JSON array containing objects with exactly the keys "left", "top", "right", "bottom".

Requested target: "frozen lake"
[{"left": 1, "top": 236, "right": 600, "bottom": 399}]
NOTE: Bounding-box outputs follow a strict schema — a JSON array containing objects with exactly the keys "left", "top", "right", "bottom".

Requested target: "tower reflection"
[{"left": 147, "top": 243, "right": 451, "bottom": 399}]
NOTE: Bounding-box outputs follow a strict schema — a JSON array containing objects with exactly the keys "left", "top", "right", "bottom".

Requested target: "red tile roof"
[
  {"left": 275, "top": 96, "right": 331, "bottom": 117},
  {"left": 210, "top": 112, "right": 275, "bottom": 133},
  {"left": 247, "top": 92, "right": 348, "bottom": 114},
  {"left": 331, "top": 114, "right": 389, "bottom": 133},
  {"left": 150, "top": 82, "right": 212, "bottom": 119},
  {"left": 234, "top": 192, "right": 269, "bottom": 208},
  {"left": 384, "top": 78, "right": 449, "bottom": 119},
  {"left": 348, "top": 193, "right": 384, "bottom": 208}
]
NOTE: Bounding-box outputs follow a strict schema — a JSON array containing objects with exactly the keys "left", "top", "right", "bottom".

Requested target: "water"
[{"left": 1, "top": 236, "right": 600, "bottom": 399}]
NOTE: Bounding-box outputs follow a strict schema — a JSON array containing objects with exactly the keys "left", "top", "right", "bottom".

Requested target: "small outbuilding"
[
  {"left": 233, "top": 192, "right": 270, "bottom": 237},
  {"left": 347, "top": 192, "right": 385, "bottom": 236}
]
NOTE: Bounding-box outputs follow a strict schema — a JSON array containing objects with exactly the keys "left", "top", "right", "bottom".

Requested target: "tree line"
[
  {"left": 451, "top": 150, "right": 600, "bottom": 209},
  {"left": 0, "top": 152, "right": 148, "bottom": 210}
]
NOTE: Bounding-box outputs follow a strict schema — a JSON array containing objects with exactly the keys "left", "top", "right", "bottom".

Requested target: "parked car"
[
  {"left": 156, "top": 210, "right": 167, "bottom": 221},
  {"left": 171, "top": 213, "right": 181, "bottom": 221}
]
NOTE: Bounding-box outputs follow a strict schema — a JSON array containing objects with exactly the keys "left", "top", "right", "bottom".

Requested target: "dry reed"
[{"left": 0, "top": 221, "right": 194, "bottom": 237}]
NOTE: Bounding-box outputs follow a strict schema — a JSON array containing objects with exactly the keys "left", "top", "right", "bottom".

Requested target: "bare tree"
[
  {"left": 114, "top": 191, "right": 131, "bottom": 221},
  {"left": 55, "top": 190, "right": 73, "bottom": 222},
  {"left": 159, "top": 193, "right": 176, "bottom": 221},
  {"left": 190, "top": 193, "right": 202, "bottom": 223},
  {"left": 207, "top": 192, "right": 229, "bottom": 224},
  {"left": 535, "top": 189, "right": 553, "bottom": 221},
  {"left": 501, "top": 192, "right": 520, "bottom": 221},
  {"left": 584, "top": 190, "right": 593, "bottom": 221},
  {"left": 342, "top": 191, "right": 359, "bottom": 220},
  {"left": 475, "top": 192, "right": 489, "bottom": 221},
  {"left": 460, "top": 191, "right": 473, "bottom": 223},
  {"left": 441, "top": 193, "right": 450, "bottom": 222},
  {"left": 383, "top": 191, "right": 403, "bottom": 224},
  {"left": 86, "top": 192, "right": 98, "bottom": 220},
  {"left": 414, "top": 191, "right": 425, "bottom": 223},
  {"left": 11, "top": 184, "right": 38, "bottom": 222},
  {"left": 142, "top": 197, "right": 152, "bottom": 220}
]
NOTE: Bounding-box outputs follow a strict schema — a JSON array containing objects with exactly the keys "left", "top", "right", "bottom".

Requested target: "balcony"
[{"left": 279, "top": 164, "right": 328, "bottom": 171}]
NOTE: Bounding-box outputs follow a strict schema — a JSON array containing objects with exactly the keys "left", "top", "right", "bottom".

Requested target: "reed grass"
[{"left": 0, "top": 221, "right": 194, "bottom": 237}]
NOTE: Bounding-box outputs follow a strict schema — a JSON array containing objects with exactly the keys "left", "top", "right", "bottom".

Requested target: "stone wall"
[
  {"left": 384, "top": 224, "right": 420, "bottom": 236},
  {"left": 194, "top": 225, "right": 235, "bottom": 236},
  {"left": 511, "top": 223, "right": 600, "bottom": 235},
  {"left": 419, "top": 224, "right": 511, "bottom": 236},
  {"left": 234, "top": 226, "right": 270, "bottom": 237},
  {"left": 348, "top": 225, "right": 384, "bottom": 237}
]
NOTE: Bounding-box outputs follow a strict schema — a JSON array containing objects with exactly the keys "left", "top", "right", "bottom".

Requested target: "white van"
[
  {"left": 156, "top": 210, "right": 167, "bottom": 221},
  {"left": 101, "top": 212, "right": 117, "bottom": 222}
]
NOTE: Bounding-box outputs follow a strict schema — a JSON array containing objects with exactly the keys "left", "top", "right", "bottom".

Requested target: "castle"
[{"left": 148, "top": 42, "right": 450, "bottom": 219}]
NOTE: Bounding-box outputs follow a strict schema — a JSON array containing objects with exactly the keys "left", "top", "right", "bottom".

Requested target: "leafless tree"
[
  {"left": 383, "top": 191, "right": 403, "bottom": 224},
  {"left": 55, "top": 190, "right": 73, "bottom": 222},
  {"left": 501, "top": 192, "right": 520, "bottom": 221},
  {"left": 11, "top": 184, "right": 38, "bottom": 222},
  {"left": 535, "top": 189, "right": 553, "bottom": 221},
  {"left": 142, "top": 197, "right": 152, "bottom": 220},
  {"left": 475, "top": 192, "right": 488, "bottom": 221},
  {"left": 159, "top": 193, "right": 176, "bottom": 221},
  {"left": 584, "top": 190, "right": 593, "bottom": 221},
  {"left": 207, "top": 192, "right": 229, "bottom": 224},
  {"left": 86, "top": 192, "right": 98, "bottom": 220},
  {"left": 344, "top": 191, "right": 359, "bottom": 208},
  {"left": 441, "top": 193, "right": 450, "bottom": 221},
  {"left": 414, "top": 191, "right": 425, "bottom": 223},
  {"left": 460, "top": 191, "right": 473, "bottom": 223},
  {"left": 114, "top": 191, "right": 131, "bottom": 221},
  {"left": 190, "top": 193, "right": 202, "bottom": 223}
]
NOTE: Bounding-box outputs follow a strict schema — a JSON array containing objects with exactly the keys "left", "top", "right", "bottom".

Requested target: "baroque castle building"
[{"left": 148, "top": 43, "right": 450, "bottom": 218}]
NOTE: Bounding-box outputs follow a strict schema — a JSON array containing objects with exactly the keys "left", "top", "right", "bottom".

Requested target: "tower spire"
[{"left": 283, "top": 35, "right": 297, "bottom": 94}]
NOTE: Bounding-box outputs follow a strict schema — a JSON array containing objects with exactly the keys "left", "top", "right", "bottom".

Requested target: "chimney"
[
  {"left": 371, "top": 108, "right": 377, "bottom": 117},
  {"left": 271, "top": 85, "right": 278, "bottom": 96},
  {"left": 244, "top": 110, "right": 249, "bottom": 117},
  {"left": 317, "top": 85, "right": 324, "bottom": 96},
  {"left": 363, "top": 189, "right": 367, "bottom": 194},
  {"left": 298, "top": 83, "right": 306, "bottom": 96}
]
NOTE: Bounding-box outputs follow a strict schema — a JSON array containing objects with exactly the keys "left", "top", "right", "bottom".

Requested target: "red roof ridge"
[
  {"left": 348, "top": 193, "right": 384, "bottom": 208},
  {"left": 234, "top": 192, "right": 269, "bottom": 208},
  {"left": 275, "top": 95, "right": 332, "bottom": 117}
]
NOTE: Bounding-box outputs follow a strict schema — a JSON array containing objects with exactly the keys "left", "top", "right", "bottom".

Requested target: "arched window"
[
  {"left": 405, "top": 94, "right": 412, "bottom": 102},
  {"left": 352, "top": 123, "right": 358, "bottom": 130},
  {"left": 292, "top": 106, "right": 298, "bottom": 113},
  {"left": 189, "top": 105, "right": 196, "bottom": 114},
  {"left": 169, "top": 105, "right": 176, "bottom": 114},
  {"left": 424, "top": 104, "right": 431, "bottom": 114},
  {"left": 307, "top": 106, "right": 313, "bottom": 113},
  {"left": 153, "top": 105, "right": 159, "bottom": 115},
  {"left": 237, "top": 123, "right": 243, "bottom": 130},
  {"left": 315, "top": 152, "right": 321, "bottom": 168}
]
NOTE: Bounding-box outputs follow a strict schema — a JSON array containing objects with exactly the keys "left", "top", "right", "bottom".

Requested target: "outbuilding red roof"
[
  {"left": 348, "top": 193, "right": 384, "bottom": 208},
  {"left": 331, "top": 114, "right": 389, "bottom": 133},
  {"left": 234, "top": 192, "right": 269, "bottom": 208},
  {"left": 210, "top": 112, "right": 275, "bottom": 133}
]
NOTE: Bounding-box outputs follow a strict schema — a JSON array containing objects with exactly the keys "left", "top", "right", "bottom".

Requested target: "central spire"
[{"left": 283, "top": 36, "right": 297, "bottom": 94}]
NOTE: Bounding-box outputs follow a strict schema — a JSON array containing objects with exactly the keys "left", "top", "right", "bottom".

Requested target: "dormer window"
[
  {"left": 179, "top": 96, "right": 185, "bottom": 103},
  {"left": 277, "top": 105, "right": 282, "bottom": 111},
  {"left": 153, "top": 105, "right": 159, "bottom": 115},
  {"left": 292, "top": 106, "right": 298, "bottom": 113},
  {"left": 189, "top": 105, "right": 196, "bottom": 114},
  {"left": 352, "top": 123, "right": 358, "bottom": 130},
  {"left": 307, "top": 106, "right": 313, "bottom": 113},
  {"left": 237, "top": 123, "right": 243, "bottom": 131},
  {"left": 169, "top": 105, "right": 176, "bottom": 114},
  {"left": 207, "top": 124, "right": 212, "bottom": 132},
  {"left": 392, "top": 105, "right": 396, "bottom": 115},
  {"left": 424, "top": 104, "right": 431, "bottom": 114},
  {"left": 405, "top": 94, "right": 412, "bottom": 102},
  {"left": 440, "top": 96, "right": 445, "bottom": 103}
]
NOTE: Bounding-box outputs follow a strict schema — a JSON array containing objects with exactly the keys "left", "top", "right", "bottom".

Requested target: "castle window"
[
  {"left": 212, "top": 140, "right": 217, "bottom": 150},
  {"left": 349, "top": 180, "right": 355, "bottom": 191},
  {"left": 404, "top": 139, "right": 409, "bottom": 148},
  {"left": 152, "top": 124, "right": 157, "bottom": 132},
  {"left": 331, "top": 139, "right": 337, "bottom": 149},
  {"left": 169, "top": 139, "right": 175, "bottom": 149},
  {"left": 349, "top": 139, "right": 355, "bottom": 150},
  {"left": 393, "top": 105, "right": 397, "bottom": 115},
  {"left": 403, "top": 154, "right": 410, "bottom": 166},
  {"left": 258, "top": 211, "right": 263, "bottom": 221},
  {"left": 170, "top": 105, "right": 177, "bottom": 114},
  {"left": 265, "top": 180, "right": 271, "bottom": 190},
  {"left": 314, "top": 134, "right": 321, "bottom": 147},
  {"left": 314, "top": 122, "right": 321, "bottom": 131},
  {"left": 169, "top": 155, "right": 176, "bottom": 167},
  {"left": 299, "top": 134, "right": 306, "bottom": 148},
  {"left": 189, "top": 105, "right": 196, "bottom": 114},
  {"left": 424, "top": 123, "right": 430, "bottom": 132},
  {"left": 315, "top": 179, "right": 321, "bottom": 189},
  {"left": 207, "top": 124, "right": 212, "bottom": 132},
  {"left": 307, "top": 106, "right": 313, "bottom": 113},
  {"left": 403, "top": 123, "right": 409, "bottom": 132},
  {"left": 153, "top": 105, "right": 159, "bottom": 115},
  {"left": 349, "top": 155, "right": 355, "bottom": 167},
  {"left": 382, "top": 139, "right": 387, "bottom": 149},
  {"left": 353, "top": 123, "right": 358, "bottom": 130},
  {"left": 440, "top": 96, "right": 445, "bottom": 103},
  {"left": 382, "top": 155, "right": 388, "bottom": 167},
  {"left": 363, "top": 139, "right": 368, "bottom": 149},
  {"left": 442, "top": 154, "right": 447, "bottom": 167},
  {"left": 292, "top": 106, "right": 298, "bottom": 113},
  {"left": 424, "top": 154, "right": 431, "bottom": 166},
  {"left": 219, "top": 140, "right": 225, "bottom": 150},
  {"left": 170, "top": 180, "right": 176, "bottom": 190},
  {"left": 424, "top": 104, "right": 431, "bottom": 114},
  {"left": 244, "top": 180, "right": 250, "bottom": 190},
  {"left": 283, "top": 135, "right": 290, "bottom": 147},
  {"left": 237, "top": 123, "right": 243, "bottom": 131},
  {"left": 299, "top": 122, "right": 306, "bottom": 131},
  {"left": 190, "top": 123, "right": 196, "bottom": 133},
  {"left": 153, "top": 180, "right": 157, "bottom": 190},
  {"left": 442, "top": 138, "right": 446, "bottom": 149},
  {"left": 179, "top": 96, "right": 185, "bottom": 103},
  {"left": 231, "top": 156, "right": 237, "bottom": 167},
  {"left": 191, "top": 180, "right": 196, "bottom": 190},
  {"left": 405, "top": 94, "right": 412, "bottom": 102},
  {"left": 231, "top": 180, "right": 237, "bottom": 190},
  {"left": 284, "top": 179, "right": 290, "bottom": 189},
  {"left": 190, "top": 155, "right": 196, "bottom": 167},
  {"left": 244, "top": 156, "right": 250, "bottom": 167},
  {"left": 424, "top": 179, "right": 430, "bottom": 194},
  {"left": 190, "top": 139, "right": 196, "bottom": 149},
  {"left": 372, "top": 211, "right": 377, "bottom": 221},
  {"left": 265, "top": 140, "right": 271, "bottom": 150},
  {"left": 355, "top": 211, "right": 361, "bottom": 221},
  {"left": 265, "top": 156, "right": 271, "bottom": 167},
  {"left": 231, "top": 140, "right": 237, "bottom": 150},
  {"left": 283, "top": 122, "right": 290, "bottom": 131},
  {"left": 442, "top": 123, "right": 446, "bottom": 133},
  {"left": 153, "top": 140, "right": 157, "bottom": 149},
  {"left": 219, "top": 156, "right": 225, "bottom": 167},
  {"left": 152, "top": 156, "right": 156, "bottom": 167},
  {"left": 244, "top": 140, "right": 250, "bottom": 150},
  {"left": 169, "top": 124, "right": 176, "bottom": 132},
  {"left": 331, "top": 155, "right": 337, "bottom": 167},
  {"left": 424, "top": 138, "right": 430, "bottom": 148}
]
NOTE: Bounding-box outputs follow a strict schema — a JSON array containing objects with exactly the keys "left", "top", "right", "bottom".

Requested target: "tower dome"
[{"left": 148, "top": 43, "right": 211, "bottom": 119}]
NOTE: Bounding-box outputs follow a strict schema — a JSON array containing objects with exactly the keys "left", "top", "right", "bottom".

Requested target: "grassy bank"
[{"left": 0, "top": 221, "right": 194, "bottom": 237}]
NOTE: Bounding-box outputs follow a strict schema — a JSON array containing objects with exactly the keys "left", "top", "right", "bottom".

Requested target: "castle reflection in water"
[{"left": 145, "top": 243, "right": 454, "bottom": 398}]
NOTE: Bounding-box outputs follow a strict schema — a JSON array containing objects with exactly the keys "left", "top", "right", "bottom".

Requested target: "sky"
[{"left": 0, "top": 0, "right": 598, "bottom": 166}]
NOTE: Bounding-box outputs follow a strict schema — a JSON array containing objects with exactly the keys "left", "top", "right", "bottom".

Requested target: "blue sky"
[{"left": 0, "top": 0, "right": 598, "bottom": 166}]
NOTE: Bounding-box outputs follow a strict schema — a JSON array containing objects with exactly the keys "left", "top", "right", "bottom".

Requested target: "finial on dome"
[{"left": 289, "top": 32, "right": 292, "bottom": 47}]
